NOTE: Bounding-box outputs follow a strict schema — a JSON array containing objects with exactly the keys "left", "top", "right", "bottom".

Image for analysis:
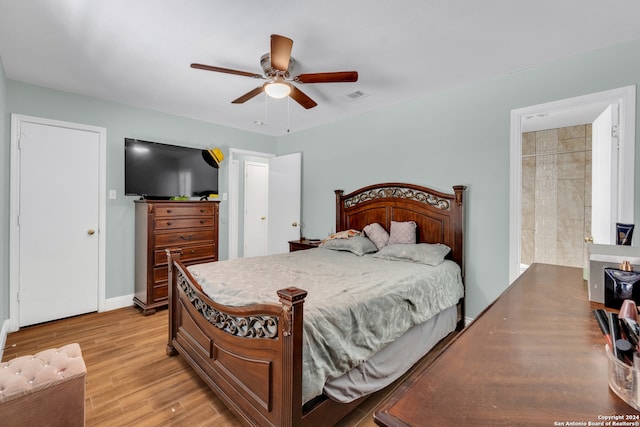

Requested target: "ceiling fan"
[{"left": 191, "top": 34, "right": 358, "bottom": 109}]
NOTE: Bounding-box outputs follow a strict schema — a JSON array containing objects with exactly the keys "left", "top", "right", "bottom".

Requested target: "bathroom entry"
[
  {"left": 510, "top": 86, "right": 636, "bottom": 282},
  {"left": 520, "top": 124, "right": 592, "bottom": 269}
]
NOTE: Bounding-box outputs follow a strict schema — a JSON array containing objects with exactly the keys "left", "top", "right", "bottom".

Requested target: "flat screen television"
[{"left": 124, "top": 138, "right": 219, "bottom": 199}]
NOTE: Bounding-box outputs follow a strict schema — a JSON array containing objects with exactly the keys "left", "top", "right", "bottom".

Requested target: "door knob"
[
  {"left": 87, "top": 229, "right": 96, "bottom": 236},
  {"left": 584, "top": 236, "right": 593, "bottom": 243},
  {"left": 261, "top": 216, "right": 266, "bottom": 220},
  {"left": 292, "top": 222, "right": 299, "bottom": 227}
]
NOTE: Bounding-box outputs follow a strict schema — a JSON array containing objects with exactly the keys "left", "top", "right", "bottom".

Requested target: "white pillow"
[
  {"left": 319, "top": 236, "right": 378, "bottom": 256},
  {"left": 388, "top": 221, "right": 417, "bottom": 245},
  {"left": 373, "top": 243, "right": 451, "bottom": 266},
  {"left": 363, "top": 223, "right": 389, "bottom": 250}
]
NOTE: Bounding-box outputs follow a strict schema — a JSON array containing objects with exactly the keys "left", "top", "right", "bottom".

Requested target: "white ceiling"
[{"left": 1, "top": 1, "right": 640, "bottom": 136}]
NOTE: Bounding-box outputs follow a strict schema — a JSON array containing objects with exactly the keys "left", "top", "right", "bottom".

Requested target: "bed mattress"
[{"left": 187, "top": 247, "right": 463, "bottom": 403}]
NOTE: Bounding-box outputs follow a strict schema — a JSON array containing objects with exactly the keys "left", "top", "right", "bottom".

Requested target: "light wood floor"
[{"left": 2, "top": 306, "right": 455, "bottom": 427}]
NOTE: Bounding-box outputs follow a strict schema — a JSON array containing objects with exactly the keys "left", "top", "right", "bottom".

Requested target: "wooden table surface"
[{"left": 374, "top": 263, "right": 640, "bottom": 426}]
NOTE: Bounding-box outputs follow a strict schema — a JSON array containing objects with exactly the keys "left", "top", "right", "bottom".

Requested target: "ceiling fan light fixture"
[{"left": 264, "top": 81, "right": 291, "bottom": 99}]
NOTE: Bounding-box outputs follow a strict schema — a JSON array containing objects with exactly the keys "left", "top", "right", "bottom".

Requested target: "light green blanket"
[{"left": 188, "top": 247, "right": 463, "bottom": 403}]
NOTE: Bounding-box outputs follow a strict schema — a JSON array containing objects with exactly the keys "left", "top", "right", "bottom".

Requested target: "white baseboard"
[
  {"left": 0, "top": 319, "right": 10, "bottom": 361},
  {"left": 464, "top": 316, "right": 474, "bottom": 327},
  {"left": 104, "top": 294, "right": 135, "bottom": 312}
]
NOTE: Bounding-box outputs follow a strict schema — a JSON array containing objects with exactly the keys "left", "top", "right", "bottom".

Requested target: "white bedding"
[{"left": 187, "top": 247, "right": 463, "bottom": 403}]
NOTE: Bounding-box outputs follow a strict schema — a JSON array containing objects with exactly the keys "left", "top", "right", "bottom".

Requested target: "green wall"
[
  {"left": 3, "top": 81, "right": 276, "bottom": 302},
  {"left": 2, "top": 38, "right": 640, "bottom": 323},
  {"left": 276, "top": 38, "right": 640, "bottom": 319},
  {"left": 0, "top": 56, "right": 7, "bottom": 323}
]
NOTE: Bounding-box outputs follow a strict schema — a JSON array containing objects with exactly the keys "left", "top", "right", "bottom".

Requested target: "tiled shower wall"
[{"left": 521, "top": 125, "right": 592, "bottom": 268}]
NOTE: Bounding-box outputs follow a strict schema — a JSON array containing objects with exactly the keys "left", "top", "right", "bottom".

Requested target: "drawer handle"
[
  {"left": 200, "top": 220, "right": 205, "bottom": 224},
  {"left": 167, "top": 209, "right": 172, "bottom": 213},
  {"left": 166, "top": 222, "right": 172, "bottom": 226},
  {"left": 179, "top": 234, "right": 194, "bottom": 241},
  {"left": 200, "top": 209, "right": 205, "bottom": 213}
]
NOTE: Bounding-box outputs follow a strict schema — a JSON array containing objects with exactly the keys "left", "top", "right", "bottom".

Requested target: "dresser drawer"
[
  {"left": 154, "top": 266, "right": 169, "bottom": 284},
  {"left": 154, "top": 217, "right": 214, "bottom": 230},
  {"left": 155, "top": 229, "right": 215, "bottom": 247},
  {"left": 152, "top": 283, "right": 168, "bottom": 302},
  {"left": 154, "top": 204, "right": 214, "bottom": 218},
  {"left": 154, "top": 244, "right": 216, "bottom": 265}
]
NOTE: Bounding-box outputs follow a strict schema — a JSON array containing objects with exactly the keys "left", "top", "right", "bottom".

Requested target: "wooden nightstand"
[{"left": 288, "top": 239, "right": 321, "bottom": 252}]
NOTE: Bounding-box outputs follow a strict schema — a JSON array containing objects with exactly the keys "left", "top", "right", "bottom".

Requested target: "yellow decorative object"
[{"left": 208, "top": 148, "right": 224, "bottom": 166}]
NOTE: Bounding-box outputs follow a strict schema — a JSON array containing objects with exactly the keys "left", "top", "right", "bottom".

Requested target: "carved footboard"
[{"left": 166, "top": 248, "right": 307, "bottom": 426}]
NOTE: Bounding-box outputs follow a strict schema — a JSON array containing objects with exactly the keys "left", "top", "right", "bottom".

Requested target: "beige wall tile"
[
  {"left": 558, "top": 137, "right": 586, "bottom": 153},
  {"left": 536, "top": 129, "right": 558, "bottom": 154},
  {"left": 557, "top": 178, "right": 585, "bottom": 220},
  {"left": 522, "top": 132, "right": 536, "bottom": 156},
  {"left": 521, "top": 157, "right": 536, "bottom": 230},
  {"left": 558, "top": 125, "right": 586, "bottom": 140},
  {"left": 556, "top": 218, "right": 585, "bottom": 268},
  {"left": 534, "top": 231, "right": 557, "bottom": 264},
  {"left": 557, "top": 151, "right": 585, "bottom": 180},
  {"left": 521, "top": 229, "right": 534, "bottom": 265}
]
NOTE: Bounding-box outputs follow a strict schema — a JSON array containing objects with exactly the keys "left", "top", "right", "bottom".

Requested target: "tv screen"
[{"left": 124, "top": 138, "right": 218, "bottom": 199}]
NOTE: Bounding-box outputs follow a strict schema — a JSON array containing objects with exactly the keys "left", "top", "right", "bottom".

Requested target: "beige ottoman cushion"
[{"left": 0, "top": 343, "right": 86, "bottom": 426}]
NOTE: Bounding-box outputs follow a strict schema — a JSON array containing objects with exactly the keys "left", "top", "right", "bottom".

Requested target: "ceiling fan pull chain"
[
  {"left": 287, "top": 97, "right": 294, "bottom": 133},
  {"left": 264, "top": 91, "right": 268, "bottom": 125}
]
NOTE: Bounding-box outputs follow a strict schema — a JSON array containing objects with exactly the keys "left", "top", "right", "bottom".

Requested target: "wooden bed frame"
[{"left": 166, "top": 182, "right": 466, "bottom": 427}]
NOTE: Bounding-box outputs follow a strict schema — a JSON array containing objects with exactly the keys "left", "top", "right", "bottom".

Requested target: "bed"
[{"left": 166, "top": 182, "right": 466, "bottom": 426}]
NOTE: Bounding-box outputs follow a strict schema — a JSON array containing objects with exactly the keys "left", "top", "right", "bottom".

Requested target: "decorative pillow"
[
  {"left": 373, "top": 243, "right": 451, "bottom": 266},
  {"left": 363, "top": 223, "right": 390, "bottom": 250},
  {"left": 324, "top": 229, "right": 361, "bottom": 241},
  {"left": 387, "top": 221, "right": 417, "bottom": 245},
  {"left": 319, "top": 236, "right": 378, "bottom": 256}
]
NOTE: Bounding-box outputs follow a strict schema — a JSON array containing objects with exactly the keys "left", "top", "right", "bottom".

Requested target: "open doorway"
[
  {"left": 227, "top": 148, "right": 302, "bottom": 260},
  {"left": 509, "top": 86, "right": 636, "bottom": 283}
]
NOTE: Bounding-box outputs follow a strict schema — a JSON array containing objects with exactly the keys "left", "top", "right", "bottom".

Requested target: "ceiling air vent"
[{"left": 343, "top": 90, "right": 368, "bottom": 102}]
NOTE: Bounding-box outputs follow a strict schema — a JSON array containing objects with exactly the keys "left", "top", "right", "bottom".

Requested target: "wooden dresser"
[
  {"left": 134, "top": 200, "right": 219, "bottom": 315},
  {"left": 374, "top": 263, "right": 640, "bottom": 426}
]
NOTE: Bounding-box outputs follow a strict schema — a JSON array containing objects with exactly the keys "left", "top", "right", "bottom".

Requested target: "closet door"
[
  {"left": 17, "top": 120, "right": 101, "bottom": 326},
  {"left": 267, "top": 152, "right": 301, "bottom": 255}
]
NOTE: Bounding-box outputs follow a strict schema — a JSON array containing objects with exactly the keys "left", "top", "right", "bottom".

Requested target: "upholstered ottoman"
[{"left": 0, "top": 343, "right": 86, "bottom": 426}]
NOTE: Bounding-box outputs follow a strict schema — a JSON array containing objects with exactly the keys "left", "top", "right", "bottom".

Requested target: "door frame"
[
  {"left": 9, "top": 114, "right": 107, "bottom": 332},
  {"left": 509, "top": 86, "right": 636, "bottom": 283},
  {"left": 228, "top": 148, "right": 275, "bottom": 260}
]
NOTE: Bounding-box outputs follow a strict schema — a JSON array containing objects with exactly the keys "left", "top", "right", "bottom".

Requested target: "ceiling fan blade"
[
  {"left": 270, "top": 34, "right": 293, "bottom": 72},
  {"left": 288, "top": 84, "right": 318, "bottom": 109},
  {"left": 191, "top": 63, "right": 264, "bottom": 79},
  {"left": 294, "top": 71, "right": 359, "bottom": 84},
  {"left": 231, "top": 86, "right": 265, "bottom": 104}
]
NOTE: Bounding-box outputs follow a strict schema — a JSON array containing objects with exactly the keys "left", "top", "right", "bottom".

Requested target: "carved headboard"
[{"left": 335, "top": 183, "right": 466, "bottom": 271}]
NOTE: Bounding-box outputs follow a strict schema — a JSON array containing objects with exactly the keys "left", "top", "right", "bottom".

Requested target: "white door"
[
  {"left": 17, "top": 121, "right": 101, "bottom": 326},
  {"left": 267, "top": 153, "right": 302, "bottom": 255},
  {"left": 591, "top": 104, "right": 619, "bottom": 244},
  {"left": 244, "top": 161, "right": 269, "bottom": 257}
]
